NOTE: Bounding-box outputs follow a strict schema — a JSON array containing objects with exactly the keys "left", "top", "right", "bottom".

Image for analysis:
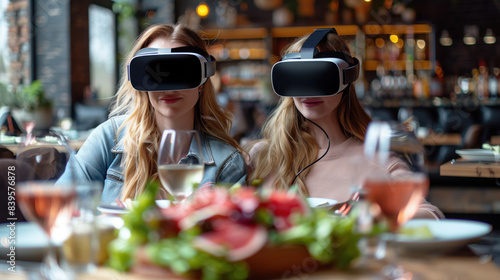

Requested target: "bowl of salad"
[{"left": 107, "top": 182, "right": 367, "bottom": 279}]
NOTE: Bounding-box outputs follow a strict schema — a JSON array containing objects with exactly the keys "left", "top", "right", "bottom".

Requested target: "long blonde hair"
[
  {"left": 110, "top": 24, "right": 242, "bottom": 200},
  {"left": 247, "top": 32, "right": 371, "bottom": 195}
]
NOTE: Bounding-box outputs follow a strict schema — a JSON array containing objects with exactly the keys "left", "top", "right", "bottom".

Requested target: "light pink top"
[{"left": 249, "top": 138, "right": 444, "bottom": 219}]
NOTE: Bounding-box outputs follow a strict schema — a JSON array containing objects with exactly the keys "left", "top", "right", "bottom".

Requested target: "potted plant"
[
  {"left": 11, "top": 80, "right": 54, "bottom": 132},
  {"left": 0, "top": 81, "right": 18, "bottom": 109},
  {"left": 0, "top": 81, "right": 23, "bottom": 135}
]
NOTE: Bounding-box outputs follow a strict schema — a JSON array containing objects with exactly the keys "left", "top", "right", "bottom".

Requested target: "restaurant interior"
[{"left": 1, "top": 0, "right": 500, "bottom": 279}]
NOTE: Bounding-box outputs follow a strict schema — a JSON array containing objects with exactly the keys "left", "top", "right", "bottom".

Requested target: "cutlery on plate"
[
  {"left": 115, "top": 198, "right": 126, "bottom": 208},
  {"left": 315, "top": 202, "right": 330, "bottom": 207},
  {"left": 329, "top": 200, "right": 356, "bottom": 216}
]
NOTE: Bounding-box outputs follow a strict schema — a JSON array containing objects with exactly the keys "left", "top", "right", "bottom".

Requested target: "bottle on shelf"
[{"left": 489, "top": 67, "right": 499, "bottom": 99}]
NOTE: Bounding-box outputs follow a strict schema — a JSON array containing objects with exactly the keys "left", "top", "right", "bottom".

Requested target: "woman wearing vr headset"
[
  {"left": 246, "top": 30, "right": 443, "bottom": 220},
  {"left": 58, "top": 24, "right": 247, "bottom": 203}
]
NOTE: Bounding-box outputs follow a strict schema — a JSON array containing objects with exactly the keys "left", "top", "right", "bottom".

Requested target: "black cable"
[{"left": 290, "top": 119, "right": 330, "bottom": 186}]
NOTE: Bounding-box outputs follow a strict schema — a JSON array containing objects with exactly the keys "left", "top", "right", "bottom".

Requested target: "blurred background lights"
[
  {"left": 439, "top": 29, "right": 453, "bottom": 46},
  {"left": 196, "top": 2, "right": 210, "bottom": 18},
  {"left": 396, "top": 39, "right": 404, "bottom": 48},
  {"left": 416, "top": 39, "right": 426, "bottom": 49},
  {"left": 463, "top": 25, "right": 478, "bottom": 46},
  {"left": 463, "top": 36, "right": 476, "bottom": 45},
  {"left": 389, "top": 34, "right": 399, "bottom": 43},
  {"left": 375, "top": 38, "right": 385, "bottom": 48},
  {"left": 483, "top": 28, "right": 496, "bottom": 44}
]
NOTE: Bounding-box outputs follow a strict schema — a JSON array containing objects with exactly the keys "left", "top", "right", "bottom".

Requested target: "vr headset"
[
  {"left": 271, "top": 28, "right": 360, "bottom": 97},
  {"left": 128, "top": 46, "right": 216, "bottom": 91}
]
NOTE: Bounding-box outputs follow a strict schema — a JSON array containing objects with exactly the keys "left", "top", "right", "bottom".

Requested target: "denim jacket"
[{"left": 58, "top": 115, "right": 247, "bottom": 203}]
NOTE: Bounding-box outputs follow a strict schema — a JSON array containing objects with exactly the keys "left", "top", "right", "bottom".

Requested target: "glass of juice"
[
  {"left": 362, "top": 120, "right": 430, "bottom": 279},
  {"left": 16, "top": 130, "right": 77, "bottom": 279}
]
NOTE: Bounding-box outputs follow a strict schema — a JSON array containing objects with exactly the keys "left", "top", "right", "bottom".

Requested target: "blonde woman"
[
  {"left": 58, "top": 24, "right": 247, "bottom": 203},
  {"left": 247, "top": 30, "right": 443, "bottom": 220}
]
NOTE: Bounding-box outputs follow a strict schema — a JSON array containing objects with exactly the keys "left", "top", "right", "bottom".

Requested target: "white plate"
[
  {"left": 97, "top": 204, "right": 128, "bottom": 215},
  {"left": 456, "top": 149, "right": 497, "bottom": 161},
  {"left": 394, "top": 219, "right": 492, "bottom": 254},
  {"left": 306, "top": 197, "right": 338, "bottom": 208},
  {"left": 0, "top": 222, "right": 50, "bottom": 262},
  {"left": 97, "top": 200, "right": 172, "bottom": 215},
  {"left": 155, "top": 200, "right": 172, "bottom": 208}
]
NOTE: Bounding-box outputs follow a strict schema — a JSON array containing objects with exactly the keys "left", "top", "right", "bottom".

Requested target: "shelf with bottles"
[
  {"left": 201, "top": 24, "right": 434, "bottom": 101},
  {"left": 201, "top": 28, "right": 271, "bottom": 101},
  {"left": 363, "top": 24, "right": 434, "bottom": 71},
  {"left": 269, "top": 25, "right": 360, "bottom": 64},
  {"left": 207, "top": 40, "right": 269, "bottom": 62},
  {"left": 202, "top": 27, "right": 270, "bottom": 62},
  {"left": 218, "top": 61, "right": 270, "bottom": 101}
]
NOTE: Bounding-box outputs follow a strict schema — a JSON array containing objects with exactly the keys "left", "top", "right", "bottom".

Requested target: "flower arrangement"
[{"left": 108, "top": 182, "right": 367, "bottom": 279}]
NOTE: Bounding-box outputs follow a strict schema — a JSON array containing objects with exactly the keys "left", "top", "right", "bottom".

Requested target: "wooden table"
[
  {"left": 440, "top": 160, "right": 500, "bottom": 178},
  {"left": 1, "top": 139, "right": 85, "bottom": 154},
  {"left": 419, "top": 133, "right": 462, "bottom": 146},
  {"left": 2, "top": 253, "right": 500, "bottom": 280},
  {"left": 491, "top": 136, "right": 500, "bottom": 146}
]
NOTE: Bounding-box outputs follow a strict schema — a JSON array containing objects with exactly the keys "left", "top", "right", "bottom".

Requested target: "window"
[
  {"left": 0, "top": 0, "right": 10, "bottom": 83},
  {"left": 88, "top": 4, "right": 116, "bottom": 101}
]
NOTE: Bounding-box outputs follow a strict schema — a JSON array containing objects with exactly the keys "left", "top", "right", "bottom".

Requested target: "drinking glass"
[
  {"left": 158, "top": 130, "right": 204, "bottom": 202},
  {"left": 62, "top": 182, "right": 103, "bottom": 274},
  {"left": 362, "top": 120, "right": 429, "bottom": 279},
  {"left": 16, "top": 130, "right": 77, "bottom": 279}
]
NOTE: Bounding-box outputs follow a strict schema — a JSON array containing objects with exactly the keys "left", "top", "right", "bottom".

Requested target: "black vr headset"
[
  {"left": 271, "top": 28, "right": 360, "bottom": 97},
  {"left": 128, "top": 46, "right": 216, "bottom": 91}
]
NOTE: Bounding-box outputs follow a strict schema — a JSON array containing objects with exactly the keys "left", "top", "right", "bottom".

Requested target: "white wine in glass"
[{"left": 158, "top": 130, "right": 204, "bottom": 201}]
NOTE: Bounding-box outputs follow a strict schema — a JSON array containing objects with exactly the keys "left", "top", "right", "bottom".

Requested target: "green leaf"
[{"left": 107, "top": 238, "right": 137, "bottom": 271}]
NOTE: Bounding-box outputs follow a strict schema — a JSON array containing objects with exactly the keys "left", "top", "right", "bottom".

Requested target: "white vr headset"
[
  {"left": 128, "top": 46, "right": 216, "bottom": 91},
  {"left": 271, "top": 28, "right": 360, "bottom": 97}
]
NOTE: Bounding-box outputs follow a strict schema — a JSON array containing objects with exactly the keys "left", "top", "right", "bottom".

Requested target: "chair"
[
  {"left": 431, "top": 124, "right": 484, "bottom": 168},
  {"left": 74, "top": 103, "right": 109, "bottom": 131},
  {"left": 0, "top": 159, "right": 35, "bottom": 223},
  {"left": 410, "top": 107, "right": 439, "bottom": 130},
  {"left": 480, "top": 106, "right": 500, "bottom": 144},
  {"left": 0, "top": 145, "right": 14, "bottom": 159},
  {"left": 435, "top": 106, "right": 479, "bottom": 134},
  {"left": 462, "top": 124, "right": 483, "bottom": 149},
  {"left": 367, "top": 107, "right": 399, "bottom": 121},
  {"left": 16, "top": 147, "right": 66, "bottom": 180}
]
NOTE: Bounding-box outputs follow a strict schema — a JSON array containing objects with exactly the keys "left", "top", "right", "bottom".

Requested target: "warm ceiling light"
[
  {"left": 196, "top": 3, "right": 210, "bottom": 18},
  {"left": 389, "top": 34, "right": 398, "bottom": 43},
  {"left": 463, "top": 25, "right": 478, "bottom": 46},
  {"left": 484, "top": 28, "right": 496, "bottom": 44},
  {"left": 439, "top": 30, "right": 453, "bottom": 46},
  {"left": 463, "top": 36, "right": 476, "bottom": 45}
]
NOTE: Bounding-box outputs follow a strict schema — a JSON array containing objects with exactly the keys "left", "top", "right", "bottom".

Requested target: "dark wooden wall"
[{"left": 32, "top": 0, "right": 72, "bottom": 119}]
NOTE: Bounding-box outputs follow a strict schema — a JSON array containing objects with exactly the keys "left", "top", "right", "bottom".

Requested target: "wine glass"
[
  {"left": 158, "top": 130, "right": 205, "bottom": 202},
  {"left": 362, "top": 120, "right": 429, "bottom": 279},
  {"left": 16, "top": 130, "right": 77, "bottom": 279}
]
